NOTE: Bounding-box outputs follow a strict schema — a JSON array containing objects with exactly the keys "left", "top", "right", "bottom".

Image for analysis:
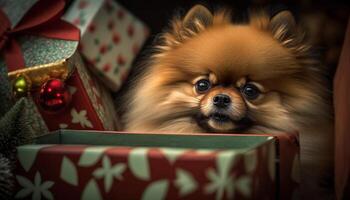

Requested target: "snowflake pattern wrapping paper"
[
  {"left": 14, "top": 130, "right": 300, "bottom": 200},
  {"left": 63, "top": 0, "right": 149, "bottom": 91}
]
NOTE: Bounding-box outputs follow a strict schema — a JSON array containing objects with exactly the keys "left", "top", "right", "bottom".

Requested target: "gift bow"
[{"left": 0, "top": 0, "right": 80, "bottom": 72}]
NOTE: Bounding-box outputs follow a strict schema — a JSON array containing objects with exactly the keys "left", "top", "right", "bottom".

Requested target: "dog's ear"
[
  {"left": 182, "top": 5, "right": 213, "bottom": 32},
  {"left": 250, "top": 10, "right": 310, "bottom": 65},
  {"left": 250, "top": 10, "right": 306, "bottom": 49},
  {"left": 250, "top": 10, "right": 298, "bottom": 42},
  {"left": 269, "top": 10, "right": 297, "bottom": 41},
  {"left": 173, "top": 5, "right": 214, "bottom": 42},
  {"left": 157, "top": 5, "right": 215, "bottom": 51}
]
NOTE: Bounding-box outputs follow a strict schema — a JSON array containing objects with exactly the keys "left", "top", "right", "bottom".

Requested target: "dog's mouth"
[
  {"left": 209, "top": 113, "right": 230, "bottom": 122},
  {"left": 208, "top": 112, "right": 231, "bottom": 123},
  {"left": 196, "top": 111, "right": 252, "bottom": 132}
]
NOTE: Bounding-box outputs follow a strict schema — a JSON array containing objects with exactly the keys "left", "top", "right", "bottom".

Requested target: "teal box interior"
[{"left": 32, "top": 129, "right": 272, "bottom": 149}]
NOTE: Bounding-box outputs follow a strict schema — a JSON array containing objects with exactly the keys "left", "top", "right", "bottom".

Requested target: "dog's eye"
[
  {"left": 242, "top": 83, "right": 260, "bottom": 100},
  {"left": 195, "top": 79, "right": 211, "bottom": 93}
]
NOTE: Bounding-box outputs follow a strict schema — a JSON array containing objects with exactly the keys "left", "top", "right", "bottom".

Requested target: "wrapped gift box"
[
  {"left": 334, "top": 19, "right": 350, "bottom": 199},
  {"left": 14, "top": 130, "right": 299, "bottom": 200},
  {"left": 1, "top": 0, "right": 118, "bottom": 132},
  {"left": 63, "top": 0, "right": 149, "bottom": 91},
  {"left": 34, "top": 55, "right": 119, "bottom": 131}
]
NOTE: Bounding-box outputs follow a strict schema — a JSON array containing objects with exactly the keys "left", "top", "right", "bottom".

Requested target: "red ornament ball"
[{"left": 38, "top": 79, "right": 71, "bottom": 113}]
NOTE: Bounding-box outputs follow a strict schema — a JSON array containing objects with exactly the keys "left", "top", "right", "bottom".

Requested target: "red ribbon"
[{"left": 0, "top": 0, "right": 80, "bottom": 71}]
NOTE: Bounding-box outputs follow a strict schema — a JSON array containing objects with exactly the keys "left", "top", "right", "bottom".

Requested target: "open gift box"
[{"left": 13, "top": 130, "right": 299, "bottom": 200}]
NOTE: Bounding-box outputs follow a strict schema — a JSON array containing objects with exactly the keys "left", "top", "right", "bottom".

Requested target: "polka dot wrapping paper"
[{"left": 63, "top": 0, "right": 150, "bottom": 92}]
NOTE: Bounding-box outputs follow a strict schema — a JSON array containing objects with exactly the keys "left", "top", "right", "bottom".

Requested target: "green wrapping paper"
[
  {"left": 0, "top": 61, "right": 12, "bottom": 117},
  {"left": 12, "top": 35, "right": 77, "bottom": 67}
]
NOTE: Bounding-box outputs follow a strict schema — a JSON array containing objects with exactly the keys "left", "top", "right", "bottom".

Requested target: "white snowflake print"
[
  {"left": 68, "top": 86, "right": 77, "bottom": 95},
  {"left": 93, "top": 155, "right": 126, "bottom": 192},
  {"left": 15, "top": 171, "right": 54, "bottom": 200},
  {"left": 205, "top": 168, "right": 235, "bottom": 200},
  {"left": 71, "top": 108, "right": 93, "bottom": 128},
  {"left": 59, "top": 123, "right": 68, "bottom": 129},
  {"left": 204, "top": 151, "right": 252, "bottom": 200}
]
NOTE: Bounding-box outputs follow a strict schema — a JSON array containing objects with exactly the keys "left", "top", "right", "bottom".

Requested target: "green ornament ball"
[{"left": 13, "top": 75, "right": 30, "bottom": 98}]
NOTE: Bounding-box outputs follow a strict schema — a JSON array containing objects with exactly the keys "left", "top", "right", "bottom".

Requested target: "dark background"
[{"left": 116, "top": 0, "right": 349, "bottom": 43}]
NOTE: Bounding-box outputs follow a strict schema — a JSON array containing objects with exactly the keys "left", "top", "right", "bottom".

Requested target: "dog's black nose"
[{"left": 213, "top": 94, "right": 231, "bottom": 108}]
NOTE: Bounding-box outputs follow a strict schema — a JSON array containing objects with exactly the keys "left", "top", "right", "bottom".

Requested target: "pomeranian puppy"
[{"left": 123, "top": 5, "right": 334, "bottom": 199}]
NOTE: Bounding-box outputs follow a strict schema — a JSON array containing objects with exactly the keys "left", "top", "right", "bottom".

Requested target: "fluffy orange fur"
[{"left": 123, "top": 5, "right": 334, "bottom": 198}]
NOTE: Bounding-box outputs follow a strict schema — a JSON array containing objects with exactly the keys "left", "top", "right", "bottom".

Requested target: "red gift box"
[
  {"left": 34, "top": 55, "right": 118, "bottom": 131},
  {"left": 14, "top": 130, "right": 299, "bottom": 200},
  {"left": 2, "top": 0, "right": 118, "bottom": 132},
  {"left": 334, "top": 19, "right": 350, "bottom": 199}
]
